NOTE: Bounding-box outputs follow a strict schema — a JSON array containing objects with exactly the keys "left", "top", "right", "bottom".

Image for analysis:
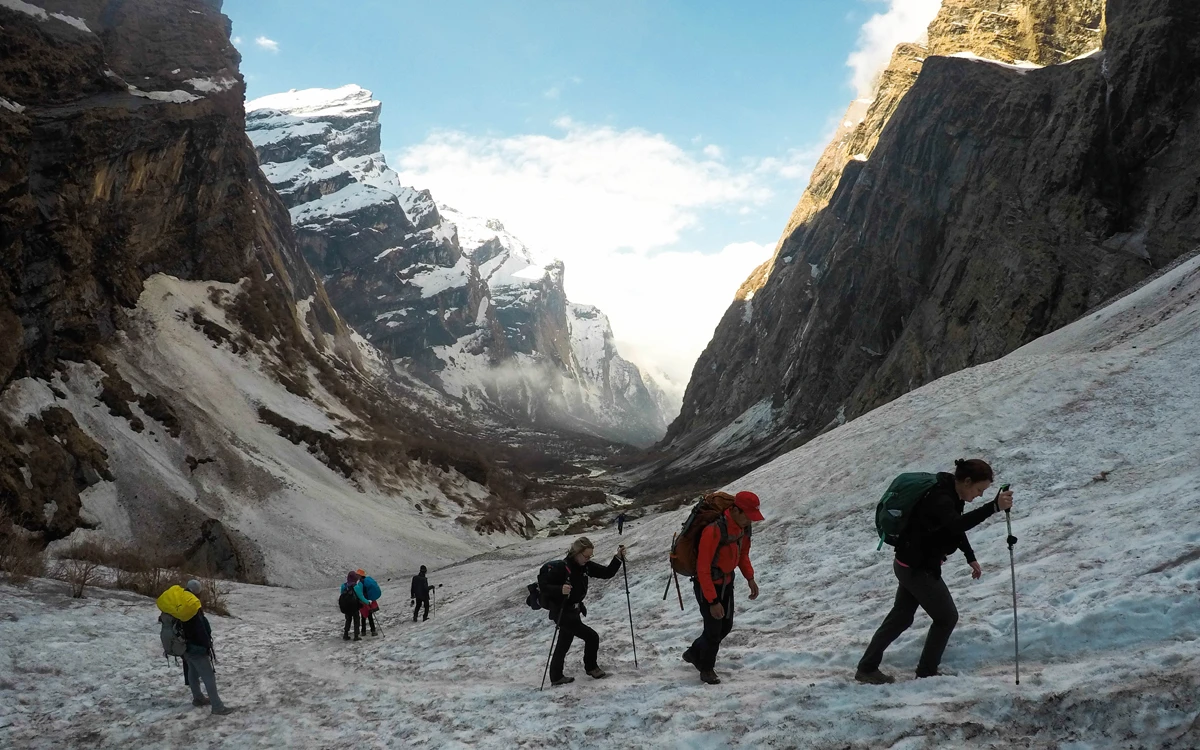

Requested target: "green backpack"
[{"left": 874, "top": 473, "right": 938, "bottom": 549}]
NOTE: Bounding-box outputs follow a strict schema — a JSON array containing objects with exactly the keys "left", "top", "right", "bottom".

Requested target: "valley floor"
[{"left": 2, "top": 517, "right": 1197, "bottom": 750}]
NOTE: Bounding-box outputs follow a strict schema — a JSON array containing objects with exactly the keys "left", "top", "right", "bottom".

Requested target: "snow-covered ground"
[
  {"left": 4, "top": 255, "right": 1198, "bottom": 748},
  {"left": 0, "top": 274, "right": 511, "bottom": 588}
]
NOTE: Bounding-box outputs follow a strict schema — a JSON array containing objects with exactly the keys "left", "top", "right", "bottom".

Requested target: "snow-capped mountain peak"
[{"left": 249, "top": 87, "right": 672, "bottom": 446}]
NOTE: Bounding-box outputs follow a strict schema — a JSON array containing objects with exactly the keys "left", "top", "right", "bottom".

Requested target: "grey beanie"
[{"left": 185, "top": 579, "right": 202, "bottom": 594}]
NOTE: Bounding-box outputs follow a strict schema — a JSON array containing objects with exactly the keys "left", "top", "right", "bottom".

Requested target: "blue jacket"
[
  {"left": 361, "top": 576, "right": 381, "bottom": 601},
  {"left": 340, "top": 581, "right": 369, "bottom": 605}
]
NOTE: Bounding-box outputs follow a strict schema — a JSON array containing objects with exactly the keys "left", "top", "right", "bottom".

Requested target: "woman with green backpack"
[{"left": 855, "top": 459, "right": 1013, "bottom": 684}]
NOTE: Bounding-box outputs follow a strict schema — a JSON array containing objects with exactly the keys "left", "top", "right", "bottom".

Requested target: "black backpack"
[
  {"left": 338, "top": 586, "right": 358, "bottom": 615},
  {"left": 524, "top": 582, "right": 542, "bottom": 610}
]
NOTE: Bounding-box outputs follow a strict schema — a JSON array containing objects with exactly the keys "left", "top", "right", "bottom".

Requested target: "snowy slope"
[
  {"left": 4, "top": 257, "right": 1197, "bottom": 746},
  {"left": 0, "top": 275, "right": 514, "bottom": 588}
]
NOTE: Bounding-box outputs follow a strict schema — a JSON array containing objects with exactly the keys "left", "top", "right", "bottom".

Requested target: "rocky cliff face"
[
  {"left": 247, "top": 87, "right": 670, "bottom": 446},
  {"left": 0, "top": 1, "right": 610, "bottom": 584},
  {"left": 636, "top": 0, "right": 1200, "bottom": 493}
]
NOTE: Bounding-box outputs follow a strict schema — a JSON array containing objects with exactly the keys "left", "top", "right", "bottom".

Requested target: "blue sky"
[{"left": 224, "top": 0, "right": 941, "bottom": 392}]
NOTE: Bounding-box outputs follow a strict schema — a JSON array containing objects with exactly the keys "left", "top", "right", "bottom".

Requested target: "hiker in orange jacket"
[{"left": 683, "top": 491, "right": 763, "bottom": 684}]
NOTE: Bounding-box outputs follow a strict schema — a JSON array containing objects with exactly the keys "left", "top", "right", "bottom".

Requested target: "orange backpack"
[{"left": 669, "top": 492, "right": 739, "bottom": 576}]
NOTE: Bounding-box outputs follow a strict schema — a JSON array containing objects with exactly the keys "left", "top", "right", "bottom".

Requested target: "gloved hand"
[
  {"left": 1007, "top": 535, "right": 1018, "bottom": 546},
  {"left": 578, "top": 603, "right": 587, "bottom": 617}
]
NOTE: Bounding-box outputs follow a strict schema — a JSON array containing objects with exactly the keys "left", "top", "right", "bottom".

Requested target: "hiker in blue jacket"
[{"left": 357, "top": 569, "right": 381, "bottom": 636}]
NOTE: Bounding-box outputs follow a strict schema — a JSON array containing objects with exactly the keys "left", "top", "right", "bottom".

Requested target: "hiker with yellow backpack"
[
  {"left": 670, "top": 491, "right": 763, "bottom": 685},
  {"left": 157, "top": 580, "right": 230, "bottom": 715}
]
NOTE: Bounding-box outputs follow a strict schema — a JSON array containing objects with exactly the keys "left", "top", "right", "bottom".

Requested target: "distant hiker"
[
  {"left": 179, "top": 579, "right": 230, "bottom": 715},
  {"left": 357, "top": 568, "right": 381, "bottom": 636},
  {"left": 340, "top": 571, "right": 369, "bottom": 641},
  {"left": 856, "top": 459, "right": 1014, "bottom": 684},
  {"left": 616, "top": 513, "right": 626, "bottom": 535},
  {"left": 682, "top": 491, "right": 762, "bottom": 685},
  {"left": 538, "top": 537, "right": 625, "bottom": 686},
  {"left": 411, "top": 565, "right": 432, "bottom": 622}
]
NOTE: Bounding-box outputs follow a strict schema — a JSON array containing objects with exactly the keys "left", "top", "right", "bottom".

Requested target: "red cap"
[{"left": 734, "top": 491, "right": 764, "bottom": 522}]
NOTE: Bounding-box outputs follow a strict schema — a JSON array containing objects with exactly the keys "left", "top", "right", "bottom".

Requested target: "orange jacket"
[{"left": 696, "top": 510, "right": 754, "bottom": 603}]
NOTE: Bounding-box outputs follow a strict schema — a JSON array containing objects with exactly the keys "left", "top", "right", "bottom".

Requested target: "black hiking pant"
[
  {"left": 688, "top": 577, "right": 735, "bottom": 671},
  {"left": 343, "top": 611, "right": 362, "bottom": 638},
  {"left": 549, "top": 609, "right": 600, "bottom": 680},
  {"left": 413, "top": 597, "right": 429, "bottom": 621},
  {"left": 363, "top": 609, "right": 377, "bottom": 634},
  {"left": 858, "top": 560, "right": 959, "bottom": 677}
]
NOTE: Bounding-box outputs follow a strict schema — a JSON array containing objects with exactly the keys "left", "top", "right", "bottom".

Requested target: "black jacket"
[
  {"left": 895, "top": 472, "right": 999, "bottom": 573},
  {"left": 411, "top": 573, "right": 430, "bottom": 600},
  {"left": 181, "top": 610, "right": 213, "bottom": 656},
  {"left": 537, "top": 554, "right": 621, "bottom": 620}
]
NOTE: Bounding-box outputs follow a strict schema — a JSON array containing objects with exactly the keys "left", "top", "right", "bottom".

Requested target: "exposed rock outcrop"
[
  {"left": 636, "top": 0, "right": 1200, "bottom": 493},
  {"left": 247, "top": 87, "right": 670, "bottom": 446}
]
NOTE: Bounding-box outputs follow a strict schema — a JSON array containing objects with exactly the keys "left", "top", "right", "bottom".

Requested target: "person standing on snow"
[
  {"left": 411, "top": 565, "right": 432, "bottom": 622},
  {"left": 357, "top": 569, "right": 381, "bottom": 636},
  {"left": 340, "top": 571, "right": 369, "bottom": 641},
  {"left": 538, "top": 537, "right": 625, "bottom": 686},
  {"left": 855, "top": 459, "right": 1014, "bottom": 684},
  {"left": 180, "top": 579, "right": 231, "bottom": 715},
  {"left": 616, "top": 513, "right": 627, "bottom": 535},
  {"left": 683, "top": 491, "right": 762, "bottom": 685}
]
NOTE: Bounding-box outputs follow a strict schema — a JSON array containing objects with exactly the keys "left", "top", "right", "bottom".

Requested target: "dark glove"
[
  {"left": 578, "top": 603, "right": 587, "bottom": 617},
  {"left": 1007, "top": 535, "right": 1018, "bottom": 546}
]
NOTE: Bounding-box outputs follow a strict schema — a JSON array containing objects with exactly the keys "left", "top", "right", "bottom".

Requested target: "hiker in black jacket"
[
  {"left": 179, "top": 579, "right": 231, "bottom": 715},
  {"left": 411, "top": 566, "right": 432, "bottom": 622},
  {"left": 538, "top": 537, "right": 625, "bottom": 686},
  {"left": 856, "top": 459, "right": 1013, "bottom": 684}
]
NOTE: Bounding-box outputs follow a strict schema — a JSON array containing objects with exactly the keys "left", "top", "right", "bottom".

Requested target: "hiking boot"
[
  {"left": 353, "top": 635, "right": 361, "bottom": 641},
  {"left": 192, "top": 697, "right": 210, "bottom": 707},
  {"left": 585, "top": 667, "right": 607, "bottom": 679},
  {"left": 699, "top": 670, "right": 721, "bottom": 685},
  {"left": 370, "top": 631, "right": 378, "bottom": 637},
  {"left": 211, "top": 705, "right": 233, "bottom": 716},
  {"left": 550, "top": 675, "right": 575, "bottom": 686},
  {"left": 342, "top": 633, "right": 351, "bottom": 641},
  {"left": 682, "top": 650, "right": 696, "bottom": 666},
  {"left": 855, "top": 669, "right": 896, "bottom": 685}
]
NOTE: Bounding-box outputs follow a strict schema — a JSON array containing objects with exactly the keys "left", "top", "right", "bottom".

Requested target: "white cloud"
[
  {"left": 543, "top": 86, "right": 560, "bottom": 99},
  {"left": 757, "top": 144, "right": 823, "bottom": 183},
  {"left": 397, "top": 120, "right": 770, "bottom": 257},
  {"left": 232, "top": 36, "right": 243, "bottom": 45},
  {"left": 847, "top": 0, "right": 942, "bottom": 97},
  {"left": 703, "top": 144, "right": 723, "bottom": 159},
  {"left": 604, "top": 241, "right": 774, "bottom": 390},
  {"left": 395, "top": 120, "right": 777, "bottom": 387},
  {"left": 255, "top": 35, "right": 280, "bottom": 53}
]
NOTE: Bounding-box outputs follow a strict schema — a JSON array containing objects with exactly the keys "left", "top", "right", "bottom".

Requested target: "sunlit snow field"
[{"left": 2, "top": 256, "right": 1198, "bottom": 748}]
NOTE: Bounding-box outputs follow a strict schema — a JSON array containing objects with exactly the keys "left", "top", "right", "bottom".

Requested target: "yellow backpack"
[{"left": 156, "top": 585, "right": 202, "bottom": 622}]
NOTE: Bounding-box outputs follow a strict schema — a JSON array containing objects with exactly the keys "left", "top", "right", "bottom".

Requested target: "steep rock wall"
[{"left": 636, "top": 0, "right": 1200, "bottom": 493}]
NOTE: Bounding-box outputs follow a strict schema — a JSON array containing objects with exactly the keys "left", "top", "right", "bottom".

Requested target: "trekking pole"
[
  {"left": 673, "top": 570, "right": 684, "bottom": 611},
  {"left": 621, "top": 552, "right": 638, "bottom": 668},
  {"left": 662, "top": 574, "right": 673, "bottom": 601},
  {"left": 1005, "top": 507, "right": 1020, "bottom": 685},
  {"left": 540, "top": 604, "right": 567, "bottom": 691}
]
